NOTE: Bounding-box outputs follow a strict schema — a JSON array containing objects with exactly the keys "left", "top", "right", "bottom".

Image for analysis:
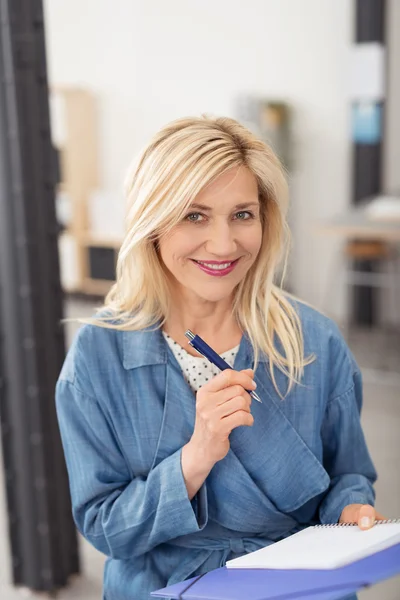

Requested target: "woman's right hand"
[{"left": 181, "top": 369, "right": 256, "bottom": 498}]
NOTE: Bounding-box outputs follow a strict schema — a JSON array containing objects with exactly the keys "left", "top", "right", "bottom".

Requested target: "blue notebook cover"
[{"left": 152, "top": 542, "right": 400, "bottom": 600}]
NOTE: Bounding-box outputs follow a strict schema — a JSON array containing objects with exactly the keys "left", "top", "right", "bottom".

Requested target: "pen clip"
[
  {"left": 185, "top": 329, "right": 208, "bottom": 360},
  {"left": 186, "top": 340, "right": 207, "bottom": 360},
  {"left": 194, "top": 347, "right": 208, "bottom": 359}
]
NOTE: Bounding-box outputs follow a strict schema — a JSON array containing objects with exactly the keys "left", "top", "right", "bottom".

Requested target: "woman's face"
[{"left": 158, "top": 167, "right": 263, "bottom": 304}]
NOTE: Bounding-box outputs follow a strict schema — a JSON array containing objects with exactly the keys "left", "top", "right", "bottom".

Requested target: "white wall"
[{"left": 44, "top": 0, "right": 353, "bottom": 318}]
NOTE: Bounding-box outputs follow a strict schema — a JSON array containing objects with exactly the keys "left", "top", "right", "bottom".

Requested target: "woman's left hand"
[{"left": 339, "top": 504, "right": 386, "bottom": 530}]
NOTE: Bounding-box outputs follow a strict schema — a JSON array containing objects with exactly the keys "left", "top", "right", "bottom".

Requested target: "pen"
[{"left": 184, "top": 329, "right": 262, "bottom": 403}]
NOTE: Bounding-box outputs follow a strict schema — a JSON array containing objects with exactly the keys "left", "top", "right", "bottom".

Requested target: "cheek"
[
  {"left": 158, "top": 230, "right": 198, "bottom": 266},
  {"left": 244, "top": 224, "right": 263, "bottom": 255}
]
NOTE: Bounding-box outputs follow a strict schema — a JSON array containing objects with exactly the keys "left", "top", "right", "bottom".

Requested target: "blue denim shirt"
[{"left": 55, "top": 302, "right": 376, "bottom": 600}]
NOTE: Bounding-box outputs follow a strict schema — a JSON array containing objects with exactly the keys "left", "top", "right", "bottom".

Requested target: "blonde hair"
[{"left": 94, "top": 116, "right": 311, "bottom": 394}]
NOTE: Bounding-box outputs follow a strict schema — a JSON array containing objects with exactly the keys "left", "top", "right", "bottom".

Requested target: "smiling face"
[{"left": 158, "top": 166, "right": 263, "bottom": 305}]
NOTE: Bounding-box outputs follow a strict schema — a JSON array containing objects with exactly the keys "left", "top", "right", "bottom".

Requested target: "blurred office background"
[{"left": 0, "top": 1, "right": 399, "bottom": 599}]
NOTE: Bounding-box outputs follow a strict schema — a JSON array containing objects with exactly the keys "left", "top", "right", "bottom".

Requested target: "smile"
[{"left": 191, "top": 259, "right": 240, "bottom": 276}]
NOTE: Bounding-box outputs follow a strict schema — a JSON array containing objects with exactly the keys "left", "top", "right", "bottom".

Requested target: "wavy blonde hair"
[{"left": 94, "top": 115, "right": 311, "bottom": 394}]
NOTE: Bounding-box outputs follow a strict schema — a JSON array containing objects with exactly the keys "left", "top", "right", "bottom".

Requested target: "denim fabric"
[{"left": 55, "top": 301, "right": 376, "bottom": 600}]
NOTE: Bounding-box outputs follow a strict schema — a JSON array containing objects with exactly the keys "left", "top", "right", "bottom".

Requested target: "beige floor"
[{"left": 0, "top": 299, "right": 399, "bottom": 599}]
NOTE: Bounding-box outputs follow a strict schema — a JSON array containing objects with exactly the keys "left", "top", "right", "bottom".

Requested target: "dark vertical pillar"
[
  {"left": 0, "top": 0, "right": 79, "bottom": 592},
  {"left": 352, "top": 0, "right": 386, "bottom": 324}
]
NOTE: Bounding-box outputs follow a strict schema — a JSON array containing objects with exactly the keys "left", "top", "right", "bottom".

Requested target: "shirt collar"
[
  {"left": 122, "top": 325, "right": 168, "bottom": 369},
  {"left": 123, "top": 316, "right": 268, "bottom": 370},
  {"left": 122, "top": 325, "right": 268, "bottom": 370}
]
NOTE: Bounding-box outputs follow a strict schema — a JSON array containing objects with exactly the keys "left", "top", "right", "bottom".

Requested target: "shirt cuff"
[
  {"left": 320, "top": 492, "right": 375, "bottom": 525},
  {"left": 167, "top": 447, "right": 208, "bottom": 532},
  {"left": 190, "top": 482, "right": 208, "bottom": 529}
]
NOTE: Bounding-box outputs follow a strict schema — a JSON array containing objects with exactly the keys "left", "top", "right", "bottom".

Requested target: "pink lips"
[{"left": 192, "top": 259, "right": 239, "bottom": 277}]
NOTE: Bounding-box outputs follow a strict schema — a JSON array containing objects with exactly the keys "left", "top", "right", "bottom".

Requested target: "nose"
[{"left": 204, "top": 220, "right": 237, "bottom": 257}]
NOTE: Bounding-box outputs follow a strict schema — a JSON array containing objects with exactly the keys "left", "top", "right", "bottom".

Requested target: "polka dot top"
[{"left": 162, "top": 332, "right": 240, "bottom": 394}]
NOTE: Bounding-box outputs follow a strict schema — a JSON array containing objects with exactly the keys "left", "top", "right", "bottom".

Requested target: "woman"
[{"left": 56, "top": 116, "right": 381, "bottom": 600}]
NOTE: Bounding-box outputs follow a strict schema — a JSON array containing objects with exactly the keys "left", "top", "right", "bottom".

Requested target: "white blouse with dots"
[{"left": 162, "top": 332, "right": 240, "bottom": 394}]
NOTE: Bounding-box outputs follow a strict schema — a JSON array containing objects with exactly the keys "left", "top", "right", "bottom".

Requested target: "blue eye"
[
  {"left": 185, "top": 212, "right": 204, "bottom": 223},
  {"left": 235, "top": 211, "right": 254, "bottom": 220}
]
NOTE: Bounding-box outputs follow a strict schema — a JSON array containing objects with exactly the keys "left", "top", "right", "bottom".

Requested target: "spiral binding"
[{"left": 315, "top": 519, "right": 400, "bottom": 528}]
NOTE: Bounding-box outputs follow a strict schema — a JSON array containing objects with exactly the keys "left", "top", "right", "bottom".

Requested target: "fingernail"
[
  {"left": 251, "top": 381, "right": 257, "bottom": 389},
  {"left": 360, "top": 516, "right": 372, "bottom": 528}
]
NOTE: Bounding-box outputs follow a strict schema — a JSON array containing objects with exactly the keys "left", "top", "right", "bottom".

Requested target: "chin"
[{"left": 189, "top": 283, "right": 239, "bottom": 303}]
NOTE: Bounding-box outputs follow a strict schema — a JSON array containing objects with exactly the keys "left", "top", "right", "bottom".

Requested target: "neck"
[{"left": 163, "top": 293, "right": 242, "bottom": 355}]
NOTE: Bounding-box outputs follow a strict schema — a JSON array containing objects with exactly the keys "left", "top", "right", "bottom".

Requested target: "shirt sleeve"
[
  {"left": 319, "top": 368, "right": 377, "bottom": 524},
  {"left": 55, "top": 379, "right": 208, "bottom": 560}
]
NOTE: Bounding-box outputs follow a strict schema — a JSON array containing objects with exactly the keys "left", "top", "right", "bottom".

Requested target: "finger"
[
  {"left": 218, "top": 395, "right": 251, "bottom": 418},
  {"left": 206, "top": 368, "right": 256, "bottom": 393},
  {"left": 222, "top": 409, "right": 254, "bottom": 433},
  {"left": 215, "top": 384, "right": 252, "bottom": 406},
  {"left": 358, "top": 504, "right": 376, "bottom": 530},
  {"left": 339, "top": 504, "right": 361, "bottom": 525}
]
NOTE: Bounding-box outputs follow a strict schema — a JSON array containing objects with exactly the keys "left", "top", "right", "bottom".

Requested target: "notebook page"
[{"left": 226, "top": 523, "right": 400, "bottom": 570}]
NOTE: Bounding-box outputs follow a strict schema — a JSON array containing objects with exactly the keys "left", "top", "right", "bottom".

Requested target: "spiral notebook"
[{"left": 226, "top": 520, "right": 400, "bottom": 571}]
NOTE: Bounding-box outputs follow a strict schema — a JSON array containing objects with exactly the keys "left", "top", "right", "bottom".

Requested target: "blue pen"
[{"left": 184, "top": 329, "right": 262, "bottom": 403}]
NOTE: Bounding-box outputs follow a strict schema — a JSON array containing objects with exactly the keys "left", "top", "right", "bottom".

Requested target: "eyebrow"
[{"left": 189, "top": 202, "right": 259, "bottom": 211}]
